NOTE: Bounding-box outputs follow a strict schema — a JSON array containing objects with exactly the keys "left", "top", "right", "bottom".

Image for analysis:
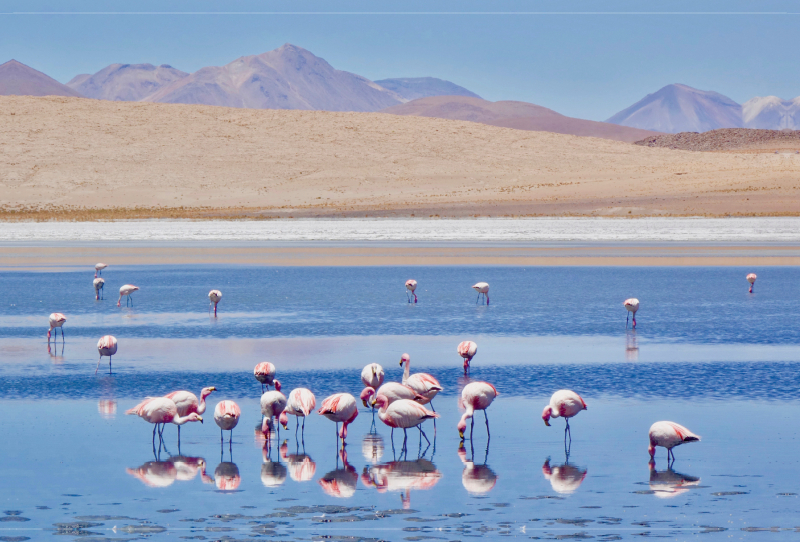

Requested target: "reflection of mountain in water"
[
  {"left": 542, "top": 458, "right": 587, "bottom": 495},
  {"left": 364, "top": 458, "right": 442, "bottom": 508},
  {"left": 648, "top": 462, "right": 700, "bottom": 498}
]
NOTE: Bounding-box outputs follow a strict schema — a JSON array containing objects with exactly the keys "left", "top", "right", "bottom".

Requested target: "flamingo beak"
[
  {"left": 399, "top": 360, "right": 403, "bottom": 366},
  {"left": 458, "top": 429, "right": 464, "bottom": 439},
  {"left": 362, "top": 399, "right": 368, "bottom": 408},
  {"left": 543, "top": 419, "right": 550, "bottom": 427},
  {"left": 198, "top": 416, "right": 204, "bottom": 423},
  {"left": 210, "top": 387, "right": 217, "bottom": 392}
]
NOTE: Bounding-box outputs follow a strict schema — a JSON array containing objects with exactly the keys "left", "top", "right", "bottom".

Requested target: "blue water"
[{"left": 2, "top": 265, "right": 800, "bottom": 541}]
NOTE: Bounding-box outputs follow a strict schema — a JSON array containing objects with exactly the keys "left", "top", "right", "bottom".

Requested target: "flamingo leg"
[
  {"left": 95, "top": 356, "right": 102, "bottom": 375},
  {"left": 220, "top": 428, "right": 223, "bottom": 443},
  {"left": 484, "top": 409, "right": 490, "bottom": 438},
  {"left": 406, "top": 291, "right": 411, "bottom": 303},
  {"left": 414, "top": 293, "right": 417, "bottom": 304},
  {"left": 419, "top": 426, "right": 430, "bottom": 445},
  {"left": 626, "top": 312, "right": 629, "bottom": 328},
  {"left": 470, "top": 416, "right": 475, "bottom": 441},
  {"left": 214, "top": 303, "right": 218, "bottom": 316},
  {"left": 476, "top": 293, "right": 480, "bottom": 304},
  {"left": 632, "top": 315, "right": 636, "bottom": 328},
  {"left": 177, "top": 424, "right": 181, "bottom": 444},
  {"left": 108, "top": 357, "right": 112, "bottom": 375}
]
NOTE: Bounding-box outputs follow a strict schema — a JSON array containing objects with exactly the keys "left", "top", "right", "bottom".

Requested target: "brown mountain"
[
  {"left": 381, "top": 95, "right": 660, "bottom": 143},
  {"left": 144, "top": 43, "right": 404, "bottom": 111},
  {"left": 0, "top": 60, "right": 82, "bottom": 97},
  {"left": 67, "top": 63, "right": 189, "bottom": 102}
]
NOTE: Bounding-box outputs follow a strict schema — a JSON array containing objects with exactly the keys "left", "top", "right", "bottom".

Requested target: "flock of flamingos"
[{"left": 44, "top": 264, "right": 762, "bottom": 468}]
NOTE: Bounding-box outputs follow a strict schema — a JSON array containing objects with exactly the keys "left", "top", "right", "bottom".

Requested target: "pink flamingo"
[
  {"left": 374, "top": 395, "right": 439, "bottom": 446},
  {"left": 164, "top": 387, "right": 216, "bottom": 442},
  {"left": 96, "top": 335, "right": 118, "bottom": 374},
  {"left": 93, "top": 278, "right": 105, "bottom": 300},
  {"left": 118, "top": 284, "right": 139, "bottom": 307},
  {"left": 126, "top": 397, "right": 203, "bottom": 447},
  {"left": 254, "top": 362, "right": 278, "bottom": 392},
  {"left": 261, "top": 389, "right": 287, "bottom": 434},
  {"left": 280, "top": 388, "right": 316, "bottom": 433},
  {"left": 458, "top": 341, "right": 478, "bottom": 373},
  {"left": 405, "top": 280, "right": 418, "bottom": 303},
  {"left": 649, "top": 421, "right": 700, "bottom": 464},
  {"left": 747, "top": 273, "right": 757, "bottom": 293},
  {"left": 94, "top": 263, "right": 107, "bottom": 278},
  {"left": 472, "top": 282, "right": 489, "bottom": 304},
  {"left": 400, "top": 353, "right": 443, "bottom": 410},
  {"left": 48, "top": 313, "right": 66, "bottom": 342},
  {"left": 457, "top": 381, "right": 498, "bottom": 440},
  {"left": 362, "top": 382, "right": 422, "bottom": 408},
  {"left": 318, "top": 393, "right": 358, "bottom": 448},
  {"left": 361, "top": 363, "right": 385, "bottom": 390},
  {"left": 208, "top": 290, "right": 222, "bottom": 316},
  {"left": 542, "top": 390, "right": 587, "bottom": 442},
  {"left": 624, "top": 298, "right": 639, "bottom": 329},
  {"left": 214, "top": 400, "right": 241, "bottom": 445}
]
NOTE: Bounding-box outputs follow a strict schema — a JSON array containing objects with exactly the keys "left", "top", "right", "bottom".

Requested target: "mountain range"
[{"left": 0, "top": 60, "right": 82, "bottom": 98}]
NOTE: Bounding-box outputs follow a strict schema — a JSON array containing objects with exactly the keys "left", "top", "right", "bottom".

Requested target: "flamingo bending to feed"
[
  {"left": 362, "top": 382, "right": 423, "bottom": 408},
  {"left": 648, "top": 421, "right": 700, "bottom": 463},
  {"left": 405, "top": 280, "right": 418, "bottom": 303},
  {"left": 94, "top": 263, "right": 107, "bottom": 278},
  {"left": 261, "top": 389, "right": 287, "bottom": 433},
  {"left": 458, "top": 381, "right": 498, "bottom": 440},
  {"left": 374, "top": 395, "right": 439, "bottom": 446},
  {"left": 214, "top": 400, "right": 241, "bottom": 444},
  {"left": 747, "top": 273, "right": 757, "bottom": 293},
  {"left": 254, "top": 362, "right": 278, "bottom": 392},
  {"left": 126, "top": 397, "right": 203, "bottom": 447},
  {"left": 472, "top": 282, "right": 489, "bottom": 305},
  {"left": 624, "top": 298, "right": 639, "bottom": 329},
  {"left": 208, "top": 290, "right": 222, "bottom": 316},
  {"left": 458, "top": 341, "right": 478, "bottom": 373},
  {"left": 280, "top": 388, "right": 316, "bottom": 432},
  {"left": 118, "top": 284, "right": 139, "bottom": 307},
  {"left": 48, "top": 313, "right": 66, "bottom": 342},
  {"left": 96, "top": 335, "right": 118, "bottom": 374},
  {"left": 165, "top": 387, "right": 216, "bottom": 441},
  {"left": 361, "top": 363, "right": 385, "bottom": 390},
  {"left": 93, "top": 278, "right": 105, "bottom": 300},
  {"left": 542, "top": 390, "right": 587, "bottom": 441},
  {"left": 400, "top": 353, "right": 443, "bottom": 409},
  {"left": 318, "top": 393, "right": 358, "bottom": 447}
]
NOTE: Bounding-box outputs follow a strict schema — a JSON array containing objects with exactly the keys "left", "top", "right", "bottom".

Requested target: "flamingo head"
[
  {"left": 279, "top": 410, "right": 289, "bottom": 429},
  {"left": 262, "top": 417, "right": 274, "bottom": 434},
  {"left": 360, "top": 387, "right": 375, "bottom": 407},
  {"left": 274, "top": 380, "right": 281, "bottom": 392},
  {"left": 542, "top": 458, "right": 552, "bottom": 477},
  {"left": 648, "top": 442, "right": 656, "bottom": 459},
  {"left": 542, "top": 406, "right": 552, "bottom": 427},
  {"left": 47, "top": 329, "right": 51, "bottom": 338},
  {"left": 399, "top": 353, "right": 410, "bottom": 367},
  {"left": 200, "top": 386, "right": 216, "bottom": 399},
  {"left": 188, "top": 413, "right": 203, "bottom": 424},
  {"left": 457, "top": 414, "right": 469, "bottom": 440},
  {"left": 373, "top": 394, "right": 389, "bottom": 410}
]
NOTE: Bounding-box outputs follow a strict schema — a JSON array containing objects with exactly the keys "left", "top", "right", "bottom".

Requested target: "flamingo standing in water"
[
  {"left": 318, "top": 393, "right": 358, "bottom": 448},
  {"left": 362, "top": 382, "right": 422, "bottom": 408},
  {"left": 214, "top": 400, "right": 241, "bottom": 445},
  {"left": 261, "top": 388, "right": 287, "bottom": 434},
  {"left": 374, "top": 395, "right": 439, "bottom": 447},
  {"left": 254, "top": 362, "right": 278, "bottom": 392},
  {"left": 126, "top": 397, "right": 203, "bottom": 447},
  {"left": 624, "top": 298, "right": 639, "bottom": 329},
  {"left": 164, "top": 387, "right": 216, "bottom": 442},
  {"left": 400, "top": 353, "right": 443, "bottom": 410},
  {"left": 458, "top": 381, "right": 498, "bottom": 440},
  {"left": 472, "top": 282, "right": 489, "bottom": 304},
  {"left": 280, "top": 388, "right": 316, "bottom": 433},
  {"left": 96, "top": 335, "right": 118, "bottom": 374},
  {"left": 118, "top": 284, "right": 139, "bottom": 307},
  {"left": 95, "top": 263, "right": 107, "bottom": 278},
  {"left": 458, "top": 341, "right": 478, "bottom": 373},
  {"left": 93, "top": 278, "right": 105, "bottom": 300},
  {"left": 542, "top": 390, "right": 587, "bottom": 442},
  {"left": 48, "top": 313, "right": 66, "bottom": 342},
  {"left": 747, "top": 273, "right": 757, "bottom": 293},
  {"left": 208, "top": 290, "right": 222, "bottom": 316},
  {"left": 405, "top": 280, "right": 418, "bottom": 303},
  {"left": 648, "top": 421, "right": 700, "bottom": 464}
]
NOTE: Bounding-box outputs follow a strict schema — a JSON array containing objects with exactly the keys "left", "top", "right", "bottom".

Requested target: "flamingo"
[
  {"left": 542, "top": 390, "right": 587, "bottom": 442},
  {"left": 374, "top": 395, "right": 439, "bottom": 447},
  {"left": 125, "top": 397, "right": 203, "bottom": 448},
  {"left": 94, "top": 263, "right": 107, "bottom": 278},
  {"left": 457, "top": 341, "right": 478, "bottom": 373},
  {"left": 254, "top": 362, "right": 278, "bottom": 392},
  {"left": 624, "top": 298, "right": 639, "bottom": 329},
  {"left": 208, "top": 289, "right": 222, "bottom": 316},
  {"left": 457, "top": 381, "right": 498, "bottom": 440},
  {"left": 747, "top": 273, "right": 757, "bottom": 293},
  {"left": 472, "top": 282, "right": 489, "bottom": 305},
  {"left": 164, "top": 387, "right": 216, "bottom": 442},
  {"left": 47, "top": 313, "right": 66, "bottom": 342},
  {"left": 118, "top": 284, "right": 139, "bottom": 307},
  {"left": 361, "top": 363, "right": 385, "bottom": 390},
  {"left": 362, "top": 382, "right": 423, "bottom": 408},
  {"left": 400, "top": 353, "right": 443, "bottom": 410},
  {"left": 648, "top": 421, "right": 700, "bottom": 464},
  {"left": 405, "top": 279, "right": 418, "bottom": 303},
  {"left": 318, "top": 393, "right": 358, "bottom": 448},
  {"left": 261, "top": 389, "right": 287, "bottom": 434},
  {"left": 280, "top": 388, "right": 316, "bottom": 433},
  {"left": 96, "top": 335, "right": 118, "bottom": 374},
  {"left": 214, "top": 400, "right": 241, "bottom": 444},
  {"left": 93, "top": 278, "right": 105, "bottom": 300}
]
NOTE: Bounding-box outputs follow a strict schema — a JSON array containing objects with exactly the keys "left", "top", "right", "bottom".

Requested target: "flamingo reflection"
[
  {"left": 127, "top": 456, "right": 211, "bottom": 488},
  {"left": 214, "top": 461, "right": 241, "bottom": 491},
  {"left": 261, "top": 445, "right": 287, "bottom": 488},
  {"left": 648, "top": 461, "right": 700, "bottom": 498},
  {"left": 171, "top": 456, "right": 213, "bottom": 484},
  {"left": 542, "top": 457, "right": 587, "bottom": 495},
  {"left": 97, "top": 399, "right": 117, "bottom": 419},
  {"left": 364, "top": 455, "right": 442, "bottom": 509},
  {"left": 625, "top": 330, "right": 639, "bottom": 361},
  {"left": 47, "top": 342, "right": 64, "bottom": 364},
  {"left": 458, "top": 440, "right": 497, "bottom": 495},
  {"left": 319, "top": 449, "right": 358, "bottom": 498},
  {"left": 362, "top": 432, "right": 385, "bottom": 463},
  {"left": 280, "top": 440, "right": 316, "bottom": 482}
]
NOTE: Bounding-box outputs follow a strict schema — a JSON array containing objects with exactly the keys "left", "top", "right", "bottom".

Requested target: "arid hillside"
[{"left": 1, "top": 96, "right": 800, "bottom": 218}]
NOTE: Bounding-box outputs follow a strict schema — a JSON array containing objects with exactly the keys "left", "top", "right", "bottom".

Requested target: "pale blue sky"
[{"left": 0, "top": 0, "right": 796, "bottom": 120}]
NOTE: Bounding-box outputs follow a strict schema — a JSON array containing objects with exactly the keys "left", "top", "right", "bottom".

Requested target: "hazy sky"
[{"left": 2, "top": 0, "right": 798, "bottom": 120}]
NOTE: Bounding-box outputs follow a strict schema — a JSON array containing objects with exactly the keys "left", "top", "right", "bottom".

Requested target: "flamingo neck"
[
  {"left": 402, "top": 361, "right": 410, "bottom": 384},
  {"left": 172, "top": 414, "right": 195, "bottom": 426}
]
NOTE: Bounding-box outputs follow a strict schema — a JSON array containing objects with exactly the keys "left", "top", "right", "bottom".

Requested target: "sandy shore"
[{"left": 3, "top": 96, "right": 800, "bottom": 218}]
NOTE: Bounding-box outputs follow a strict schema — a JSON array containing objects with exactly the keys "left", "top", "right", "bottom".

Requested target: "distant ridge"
[
  {"left": 374, "top": 77, "right": 480, "bottom": 101},
  {"left": 0, "top": 60, "right": 83, "bottom": 97},
  {"left": 67, "top": 63, "right": 189, "bottom": 102}
]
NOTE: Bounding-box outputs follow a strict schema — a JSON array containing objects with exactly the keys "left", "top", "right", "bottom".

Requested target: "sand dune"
[{"left": 1, "top": 96, "right": 799, "bottom": 218}]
